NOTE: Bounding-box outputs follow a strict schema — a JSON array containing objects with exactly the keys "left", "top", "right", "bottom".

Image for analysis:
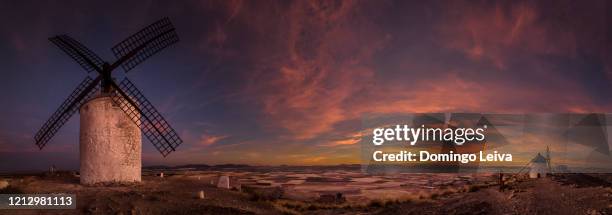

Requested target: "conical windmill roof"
[{"left": 532, "top": 153, "right": 547, "bottom": 163}]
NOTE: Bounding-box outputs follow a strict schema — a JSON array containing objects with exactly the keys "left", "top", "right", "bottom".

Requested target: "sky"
[{"left": 0, "top": 0, "right": 611, "bottom": 171}]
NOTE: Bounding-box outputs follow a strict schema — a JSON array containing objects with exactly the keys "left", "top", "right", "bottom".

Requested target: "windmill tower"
[
  {"left": 545, "top": 145, "right": 552, "bottom": 173},
  {"left": 34, "top": 18, "right": 183, "bottom": 185}
]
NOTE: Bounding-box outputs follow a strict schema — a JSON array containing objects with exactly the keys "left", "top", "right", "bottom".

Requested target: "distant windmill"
[
  {"left": 34, "top": 17, "right": 182, "bottom": 184},
  {"left": 516, "top": 146, "right": 553, "bottom": 178},
  {"left": 545, "top": 145, "right": 552, "bottom": 173}
]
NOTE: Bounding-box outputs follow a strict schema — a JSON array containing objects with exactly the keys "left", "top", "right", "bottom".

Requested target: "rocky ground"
[
  {"left": 376, "top": 175, "right": 612, "bottom": 215},
  {"left": 0, "top": 172, "right": 611, "bottom": 215}
]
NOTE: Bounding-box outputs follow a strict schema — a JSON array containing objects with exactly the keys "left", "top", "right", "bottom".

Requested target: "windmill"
[
  {"left": 545, "top": 145, "right": 552, "bottom": 173},
  {"left": 34, "top": 17, "right": 182, "bottom": 184}
]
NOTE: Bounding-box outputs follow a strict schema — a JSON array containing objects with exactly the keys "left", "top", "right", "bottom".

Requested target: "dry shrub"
[
  {"left": 243, "top": 186, "right": 283, "bottom": 201},
  {"left": 368, "top": 199, "right": 384, "bottom": 208},
  {"left": 468, "top": 185, "right": 481, "bottom": 192},
  {"left": 0, "top": 186, "right": 24, "bottom": 194}
]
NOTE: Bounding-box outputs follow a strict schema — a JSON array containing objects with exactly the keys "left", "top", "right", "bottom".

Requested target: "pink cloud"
[{"left": 199, "top": 133, "right": 228, "bottom": 146}]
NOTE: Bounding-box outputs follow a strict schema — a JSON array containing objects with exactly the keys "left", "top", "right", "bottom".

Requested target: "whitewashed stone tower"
[{"left": 79, "top": 96, "right": 141, "bottom": 184}]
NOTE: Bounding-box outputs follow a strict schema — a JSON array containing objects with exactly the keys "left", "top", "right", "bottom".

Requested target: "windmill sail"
[
  {"left": 34, "top": 76, "right": 101, "bottom": 149},
  {"left": 49, "top": 35, "right": 105, "bottom": 73},
  {"left": 110, "top": 78, "right": 183, "bottom": 157},
  {"left": 38, "top": 18, "right": 182, "bottom": 159},
  {"left": 111, "top": 17, "right": 179, "bottom": 72}
]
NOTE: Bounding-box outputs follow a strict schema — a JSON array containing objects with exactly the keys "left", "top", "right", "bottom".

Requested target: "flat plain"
[{"left": 1, "top": 165, "right": 611, "bottom": 214}]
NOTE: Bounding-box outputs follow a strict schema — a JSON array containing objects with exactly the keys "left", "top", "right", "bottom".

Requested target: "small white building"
[
  {"left": 529, "top": 153, "right": 548, "bottom": 178},
  {"left": 217, "top": 176, "right": 230, "bottom": 189}
]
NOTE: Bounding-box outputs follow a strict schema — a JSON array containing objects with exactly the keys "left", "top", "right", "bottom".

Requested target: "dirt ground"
[
  {"left": 0, "top": 173, "right": 281, "bottom": 215},
  {"left": 376, "top": 174, "right": 612, "bottom": 215},
  {"left": 1, "top": 173, "right": 611, "bottom": 215}
]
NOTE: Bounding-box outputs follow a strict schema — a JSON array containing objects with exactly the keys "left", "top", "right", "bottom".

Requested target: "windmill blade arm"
[
  {"left": 34, "top": 76, "right": 101, "bottom": 149},
  {"left": 49, "top": 35, "right": 105, "bottom": 74},
  {"left": 110, "top": 17, "right": 179, "bottom": 73},
  {"left": 110, "top": 78, "right": 183, "bottom": 157}
]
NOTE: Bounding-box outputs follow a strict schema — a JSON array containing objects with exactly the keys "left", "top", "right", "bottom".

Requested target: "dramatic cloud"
[
  {"left": 199, "top": 133, "right": 228, "bottom": 146},
  {"left": 0, "top": 0, "right": 610, "bottom": 170}
]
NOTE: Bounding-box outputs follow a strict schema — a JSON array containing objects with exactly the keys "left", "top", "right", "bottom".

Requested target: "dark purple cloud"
[{"left": 0, "top": 0, "right": 610, "bottom": 171}]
